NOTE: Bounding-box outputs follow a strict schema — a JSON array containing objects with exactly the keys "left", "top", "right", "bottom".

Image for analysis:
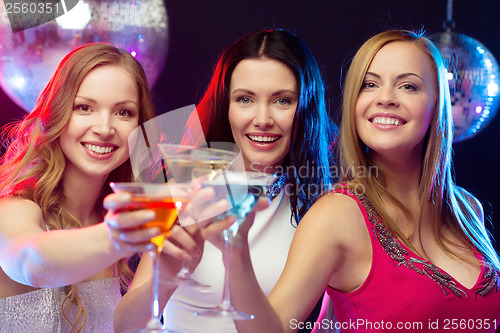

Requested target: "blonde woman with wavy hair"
[
  {"left": 201, "top": 30, "right": 500, "bottom": 333},
  {"left": 0, "top": 43, "right": 157, "bottom": 332}
]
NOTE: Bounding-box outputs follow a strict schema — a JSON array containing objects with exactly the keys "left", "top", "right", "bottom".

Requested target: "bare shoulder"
[
  {"left": 0, "top": 197, "right": 44, "bottom": 230},
  {"left": 302, "top": 191, "right": 364, "bottom": 226},
  {"left": 289, "top": 189, "right": 372, "bottom": 292},
  {"left": 297, "top": 190, "right": 367, "bottom": 247},
  {"left": 0, "top": 197, "right": 42, "bottom": 215}
]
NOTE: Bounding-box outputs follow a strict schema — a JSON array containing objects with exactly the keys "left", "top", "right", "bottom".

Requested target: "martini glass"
[
  {"left": 192, "top": 170, "right": 276, "bottom": 320},
  {"left": 157, "top": 144, "right": 239, "bottom": 288},
  {"left": 110, "top": 182, "right": 191, "bottom": 333}
]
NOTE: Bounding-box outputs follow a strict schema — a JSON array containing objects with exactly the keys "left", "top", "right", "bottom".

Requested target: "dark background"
[{"left": 0, "top": 0, "right": 499, "bottom": 247}]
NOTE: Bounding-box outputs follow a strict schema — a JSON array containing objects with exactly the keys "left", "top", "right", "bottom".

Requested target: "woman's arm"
[
  {"left": 114, "top": 252, "right": 178, "bottom": 331},
  {"left": 202, "top": 193, "right": 363, "bottom": 333},
  {"left": 0, "top": 195, "right": 157, "bottom": 287},
  {"left": 311, "top": 292, "right": 335, "bottom": 333}
]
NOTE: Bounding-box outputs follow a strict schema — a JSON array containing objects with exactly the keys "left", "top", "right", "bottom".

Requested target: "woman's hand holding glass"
[
  {"left": 171, "top": 170, "right": 274, "bottom": 320},
  {"left": 102, "top": 178, "right": 270, "bottom": 325},
  {"left": 198, "top": 196, "right": 270, "bottom": 254},
  {"left": 102, "top": 186, "right": 226, "bottom": 273},
  {"left": 103, "top": 192, "right": 162, "bottom": 256},
  {"left": 156, "top": 186, "right": 229, "bottom": 277},
  {"left": 103, "top": 190, "right": 196, "bottom": 265},
  {"left": 104, "top": 182, "right": 205, "bottom": 333}
]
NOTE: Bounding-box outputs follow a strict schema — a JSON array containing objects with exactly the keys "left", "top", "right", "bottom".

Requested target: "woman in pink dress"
[{"left": 202, "top": 29, "right": 500, "bottom": 332}]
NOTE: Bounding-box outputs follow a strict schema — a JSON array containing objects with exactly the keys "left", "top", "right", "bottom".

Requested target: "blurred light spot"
[
  {"left": 488, "top": 83, "right": 498, "bottom": 96},
  {"left": 14, "top": 76, "right": 25, "bottom": 88}
]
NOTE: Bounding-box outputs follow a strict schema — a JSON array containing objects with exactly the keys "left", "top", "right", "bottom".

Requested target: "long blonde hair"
[
  {"left": 0, "top": 43, "right": 156, "bottom": 332},
  {"left": 339, "top": 29, "right": 499, "bottom": 271}
]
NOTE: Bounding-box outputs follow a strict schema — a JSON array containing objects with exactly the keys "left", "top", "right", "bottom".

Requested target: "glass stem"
[
  {"left": 146, "top": 246, "right": 163, "bottom": 330},
  {"left": 221, "top": 228, "right": 235, "bottom": 311}
]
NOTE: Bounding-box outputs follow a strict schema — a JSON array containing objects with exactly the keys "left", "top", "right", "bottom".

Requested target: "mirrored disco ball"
[
  {"left": 430, "top": 31, "right": 500, "bottom": 142},
  {"left": 0, "top": 0, "right": 168, "bottom": 112}
]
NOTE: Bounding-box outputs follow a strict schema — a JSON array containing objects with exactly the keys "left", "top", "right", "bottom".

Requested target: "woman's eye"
[
  {"left": 238, "top": 97, "right": 251, "bottom": 104},
  {"left": 361, "top": 82, "right": 376, "bottom": 89},
  {"left": 275, "top": 98, "right": 293, "bottom": 107},
  {"left": 401, "top": 83, "right": 417, "bottom": 91},
  {"left": 276, "top": 98, "right": 292, "bottom": 106},
  {"left": 75, "top": 104, "right": 91, "bottom": 112},
  {"left": 116, "top": 109, "right": 132, "bottom": 117}
]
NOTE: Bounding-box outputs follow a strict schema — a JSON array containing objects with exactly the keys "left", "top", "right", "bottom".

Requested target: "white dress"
[
  {"left": 163, "top": 191, "right": 296, "bottom": 333},
  {"left": 0, "top": 278, "right": 122, "bottom": 333}
]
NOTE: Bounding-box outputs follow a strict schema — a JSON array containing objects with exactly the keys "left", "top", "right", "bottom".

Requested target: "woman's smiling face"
[
  {"left": 355, "top": 41, "right": 437, "bottom": 160},
  {"left": 60, "top": 64, "right": 139, "bottom": 180},
  {"left": 228, "top": 58, "right": 298, "bottom": 174}
]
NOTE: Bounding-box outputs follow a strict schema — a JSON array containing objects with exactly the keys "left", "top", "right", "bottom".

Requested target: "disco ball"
[
  {"left": 0, "top": 0, "right": 168, "bottom": 112},
  {"left": 430, "top": 31, "right": 500, "bottom": 142}
]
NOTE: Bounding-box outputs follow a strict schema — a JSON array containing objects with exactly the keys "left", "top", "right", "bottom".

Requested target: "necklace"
[{"left": 266, "top": 175, "right": 287, "bottom": 200}]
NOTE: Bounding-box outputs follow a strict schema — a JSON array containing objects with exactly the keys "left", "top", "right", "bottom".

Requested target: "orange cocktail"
[
  {"left": 110, "top": 182, "right": 191, "bottom": 249},
  {"left": 127, "top": 196, "right": 189, "bottom": 248}
]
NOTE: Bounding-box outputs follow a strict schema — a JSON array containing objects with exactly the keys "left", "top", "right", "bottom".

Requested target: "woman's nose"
[
  {"left": 91, "top": 114, "right": 116, "bottom": 137},
  {"left": 376, "top": 87, "right": 400, "bottom": 108},
  {"left": 252, "top": 104, "right": 274, "bottom": 128}
]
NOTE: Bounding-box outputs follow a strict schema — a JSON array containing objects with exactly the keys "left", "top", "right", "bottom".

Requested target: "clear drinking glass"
[
  {"left": 192, "top": 170, "right": 276, "bottom": 320},
  {"left": 157, "top": 144, "right": 239, "bottom": 288},
  {"left": 110, "top": 182, "right": 191, "bottom": 333}
]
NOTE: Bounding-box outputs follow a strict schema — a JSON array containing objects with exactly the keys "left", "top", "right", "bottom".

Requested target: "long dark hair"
[{"left": 187, "top": 28, "right": 336, "bottom": 224}]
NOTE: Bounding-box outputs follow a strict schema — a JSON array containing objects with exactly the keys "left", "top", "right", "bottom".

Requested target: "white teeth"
[
  {"left": 248, "top": 135, "right": 279, "bottom": 143},
  {"left": 84, "top": 143, "right": 115, "bottom": 154},
  {"left": 372, "top": 117, "right": 403, "bottom": 126}
]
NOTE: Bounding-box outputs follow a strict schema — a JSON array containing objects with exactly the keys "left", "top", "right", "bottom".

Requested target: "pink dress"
[{"left": 326, "top": 188, "right": 500, "bottom": 333}]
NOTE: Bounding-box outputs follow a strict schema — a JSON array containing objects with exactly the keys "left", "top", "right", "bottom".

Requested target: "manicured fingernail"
[
  {"left": 121, "top": 193, "right": 132, "bottom": 202},
  {"left": 143, "top": 211, "right": 156, "bottom": 221},
  {"left": 149, "top": 228, "right": 160, "bottom": 237}
]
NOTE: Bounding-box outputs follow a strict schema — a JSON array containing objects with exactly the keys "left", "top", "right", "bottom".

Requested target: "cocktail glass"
[
  {"left": 192, "top": 170, "right": 276, "bottom": 320},
  {"left": 157, "top": 144, "right": 239, "bottom": 288},
  {"left": 110, "top": 182, "right": 191, "bottom": 332}
]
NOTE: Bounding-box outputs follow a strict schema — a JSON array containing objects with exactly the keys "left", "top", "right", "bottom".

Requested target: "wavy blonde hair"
[
  {"left": 339, "top": 30, "right": 499, "bottom": 271},
  {"left": 0, "top": 43, "right": 156, "bottom": 332}
]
